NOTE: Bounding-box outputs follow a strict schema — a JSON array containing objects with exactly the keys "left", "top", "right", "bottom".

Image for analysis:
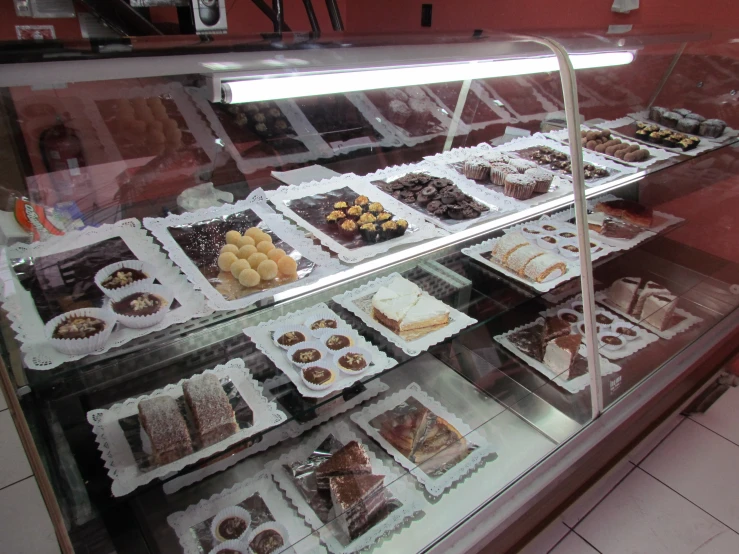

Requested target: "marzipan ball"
[
  {"left": 277, "top": 255, "right": 298, "bottom": 276},
  {"left": 247, "top": 252, "right": 268, "bottom": 268},
  {"left": 257, "top": 241, "right": 275, "bottom": 254},
  {"left": 237, "top": 235, "right": 255, "bottom": 248},
  {"left": 218, "top": 252, "right": 238, "bottom": 271},
  {"left": 225, "top": 230, "right": 242, "bottom": 245},
  {"left": 245, "top": 227, "right": 262, "bottom": 239},
  {"left": 255, "top": 232, "right": 273, "bottom": 244},
  {"left": 257, "top": 259, "right": 278, "bottom": 281},
  {"left": 239, "top": 268, "right": 261, "bottom": 288},
  {"left": 230, "top": 259, "right": 250, "bottom": 279},
  {"left": 220, "top": 244, "right": 239, "bottom": 255},
  {"left": 238, "top": 245, "right": 258, "bottom": 259},
  {"left": 267, "top": 248, "right": 287, "bottom": 262}
]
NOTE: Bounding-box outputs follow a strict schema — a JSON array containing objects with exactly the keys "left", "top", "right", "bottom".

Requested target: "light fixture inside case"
[{"left": 218, "top": 51, "right": 634, "bottom": 104}]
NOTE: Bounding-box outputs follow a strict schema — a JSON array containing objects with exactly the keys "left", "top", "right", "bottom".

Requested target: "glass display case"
[{"left": 0, "top": 27, "right": 738, "bottom": 554}]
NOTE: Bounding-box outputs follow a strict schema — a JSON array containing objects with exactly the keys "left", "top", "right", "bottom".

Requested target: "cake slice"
[
  {"left": 316, "top": 441, "right": 372, "bottom": 491},
  {"left": 182, "top": 373, "right": 239, "bottom": 447},
  {"left": 138, "top": 395, "right": 193, "bottom": 465},
  {"left": 633, "top": 280, "right": 670, "bottom": 317},
  {"left": 595, "top": 199, "right": 654, "bottom": 227},
  {"left": 410, "top": 413, "right": 468, "bottom": 473},
  {"left": 376, "top": 406, "right": 431, "bottom": 458},
  {"left": 587, "top": 212, "right": 607, "bottom": 234},
  {"left": 542, "top": 316, "right": 571, "bottom": 344},
  {"left": 491, "top": 232, "right": 529, "bottom": 263},
  {"left": 330, "top": 474, "right": 386, "bottom": 540},
  {"left": 505, "top": 244, "right": 545, "bottom": 275},
  {"left": 398, "top": 295, "right": 450, "bottom": 333},
  {"left": 523, "top": 253, "right": 568, "bottom": 283},
  {"left": 608, "top": 277, "right": 642, "bottom": 314},
  {"left": 642, "top": 292, "right": 677, "bottom": 330},
  {"left": 543, "top": 334, "right": 582, "bottom": 379},
  {"left": 372, "top": 287, "right": 419, "bottom": 332}
]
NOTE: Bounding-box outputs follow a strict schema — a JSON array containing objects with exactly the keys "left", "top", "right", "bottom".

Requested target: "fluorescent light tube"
[{"left": 221, "top": 51, "right": 633, "bottom": 103}]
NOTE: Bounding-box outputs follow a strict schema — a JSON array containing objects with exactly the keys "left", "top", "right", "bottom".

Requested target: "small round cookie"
[
  {"left": 277, "top": 255, "right": 298, "bottom": 276},
  {"left": 245, "top": 227, "right": 262, "bottom": 239},
  {"left": 267, "top": 248, "right": 287, "bottom": 262},
  {"left": 247, "top": 252, "right": 269, "bottom": 268},
  {"left": 237, "top": 235, "right": 255, "bottom": 248},
  {"left": 238, "top": 245, "right": 258, "bottom": 259},
  {"left": 257, "top": 241, "right": 275, "bottom": 255},
  {"left": 220, "top": 244, "right": 239, "bottom": 255},
  {"left": 238, "top": 268, "right": 261, "bottom": 287},
  {"left": 225, "top": 230, "right": 242, "bottom": 245},
  {"left": 257, "top": 259, "right": 278, "bottom": 281},
  {"left": 255, "top": 232, "right": 272, "bottom": 245},
  {"left": 230, "top": 259, "right": 250, "bottom": 279},
  {"left": 218, "top": 252, "right": 238, "bottom": 272}
]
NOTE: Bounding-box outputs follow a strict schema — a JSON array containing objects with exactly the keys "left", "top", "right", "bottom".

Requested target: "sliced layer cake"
[{"left": 315, "top": 440, "right": 372, "bottom": 492}]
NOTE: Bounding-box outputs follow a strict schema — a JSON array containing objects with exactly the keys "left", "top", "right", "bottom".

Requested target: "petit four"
[
  {"left": 301, "top": 366, "right": 336, "bottom": 389},
  {"left": 276, "top": 330, "right": 306, "bottom": 347},
  {"left": 249, "top": 528, "right": 285, "bottom": 554},
  {"left": 324, "top": 333, "right": 353, "bottom": 350}
]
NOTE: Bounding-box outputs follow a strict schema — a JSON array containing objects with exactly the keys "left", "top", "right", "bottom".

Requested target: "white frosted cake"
[
  {"left": 642, "top": 292, "right": 677, "bottom": 330},
  {"left": 371, "top": 277, "right": 450, "bottom": 334},
  {"left": 543, "top": 334, "right": 582, "bottom": 378},
  {"left": 491, "top": 232, "right": 528, "bottom": 263},
  {"left": 608, "top": 277, "right": 642, "bottom": 314},
  {"left": 506, "top": 244, "right": 545, "bottom": 275},
  {"left": 633, "top": 280, "right": 670, "bottom": 317},
  {"left": 399, "top": 295, "right": 450, "bottom": 332},
  {"left": 523, "top": 253, "right": 567, "bottom": 283}
]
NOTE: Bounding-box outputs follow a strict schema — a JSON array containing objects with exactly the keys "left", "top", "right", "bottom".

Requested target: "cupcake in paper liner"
[
  {"left": 109, "top": 283, "right": 173, "bottom": 329},
  {"left": 248, "top": 521, "right": 294, "bottom": 554},
  {"left": 45, "top": 307, "right": 117, "bottom": 356},
  {"left": 300, "top": 362, "right": 337, "bottom": 391},
  {"left": 210, "top": 539, "right": 251, "bottom": 554},
  {"left": 333, "top": 345, "right": 373, "bottom": 376},
  {"left": 303, "top": 309, "right": 342, "bottom": 337},
  {"left": 271, "top": 324, "right": 311, "bottom": 350},
  {"left": 211, "top": 506, "right": 252, "bottom": 543},
  {"left": 463, "top": 157, "right": 490, "bottom": 181},
  {"left": 286, "top": 341, "right": 329, "bottom": 369},
  {"left": 313, "top": 326, "right": 356, "bottom": 352},
  {"left": 95, "top": 260, "right": 156, "bottom": 300}
]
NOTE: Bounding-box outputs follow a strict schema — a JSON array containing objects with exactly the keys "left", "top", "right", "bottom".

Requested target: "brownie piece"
[
  {"left": 138, "top": 396, "right": 193, "bottom": 465},
  {"left": 182, "top": 374, "right": 239, "bottom": 447}
]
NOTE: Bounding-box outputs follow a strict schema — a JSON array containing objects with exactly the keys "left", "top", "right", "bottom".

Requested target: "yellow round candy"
[
  {"left": 277, "top": 255, "right": 298, "bottom": 276},
  {"left": 225, "top": 230, "right": 242, "bottom": 245},
  {"left": 257, "top": 259, "right": 278, "bottom": 281},
  {"left": 230, "top": 259, "right": 251, "bottom": 279},
  {"left": 267, "top": 248, "right": 286, "bottom": 262},
  {"left": 247, "top": 252, "right": 268, "bottom": 268},
  {"left": 220, "top": 244, "right": 239, "bottom": 255},
  {"left": 257, "top": 241, "right": 275, "bottom": 254},
  {"left": 237, "top": 235, "right": 255, "bottom": 248},
  {"left": 238, "top": 245, "right": 258, "bottom": 259},
  {"left": 255, "top": 232, "right": 273, "bottom": 245},
  {"left": 245, "top": 227, "right": 262, "bottom": 239},
  {"left": 218, "top": 252, "right": 238, "bottom": 272},
  {"left": 238, "top": 268, "right": 261, "bottom": 288}
]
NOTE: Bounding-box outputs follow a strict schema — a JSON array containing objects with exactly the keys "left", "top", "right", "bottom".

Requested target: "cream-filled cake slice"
[
  {"left": 398, "top": 295, "right": 450, "bottom": 332},
  {"left": 643, "top": 292, "right": 677, "bottom": 331},
  {"left": 608, "top": 277, "right": 642, "bottom": 314},
  {"left": 543, "top": 334, "right": 582, "bottom": 379},
  {"left": 633, "top": 280, "right": 670, "bottom": 317}
]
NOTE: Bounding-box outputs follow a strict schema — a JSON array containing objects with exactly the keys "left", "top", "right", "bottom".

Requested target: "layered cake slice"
[
  {"left": 642, "top": 292, "right": 677, "bottom": 330},
  {"left": 330, "top": 474, "right": 386, "bottom": 540},
  {"left": 542, "top": 316, "right": 571, "bottom": 344},
  {"left": 316, "top": 440, "right": 372, "bottom": 491},
  {"left": 587, "top": 212, "right": 607, "bottom": 234},
  {"left": 491, "top": 232, "right": 529, "bottom": 263},
  {"left": 371, "top": 277, "right": 422, "bottom": 332},
  {"left": 523, "top": 253, "right": 567, "bottom": 283},
  {"left": 182, "top": 373, "right": 239, "bottom": 447},
  {"left": 410, "top": 413, "right": 468, "bottom": 473},
  {"left": 608, "top": 277, "right": 642, "bottom": 314},
  {"left": 633, "top": 280, "right": 670, "bottom": 317},
  {"left": 505, "top": 244, "right": 545, "bottom": 275},
  {"left": 595, "top": 199, "right": 654, "bottom": 228},
  {"left": 543, "top": 334, "right": 582, "bottom": 378},
  {"left": 138, "top": 395, "right": 193, "bottom": 465},
  {"left": 398, "top": 295, "right": 450, "bottom": 333},
  {"left": 376, "top": 406, "right": 431, "bottom": 458}
]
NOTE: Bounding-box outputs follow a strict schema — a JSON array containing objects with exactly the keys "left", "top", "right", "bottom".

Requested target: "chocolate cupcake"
[
  {"left": 504, "top": 173, "right": 536, "bottom": 200},
  {"left": 291, "top": 347, "right": 323, "bottom": 365},
  {"left": 334, "top": 346, "right": 372, "bottom": 375},
  {"left": 490, "top": 163, "right": 518, "bottom": 186},
  {"left": 301, "top": 366, "right": 336, "bottom": 390},
  {"left": 510, "top": 158, "right": 538, "bottom": 173},
  {"left": 111, "top": 284, "right": 173, "bottom": 329},
  {"left": 46, "top": 307, "right": 117, "bottom": 356},
  {"left": 53, "top": 316, "right": 106, "bottom": 340},
  {"left": 359, "top": 222, "right": 379, "bottom": 243},
  {"left": 101, "top": 268, "right": 148, "bottom": 290},
  {"left": 322, "top": 331, "right": 354, "bottom": 351},
  {"left": 525, "top": 167, "right": 554, "bottom": 194},
  {"left": 463, "top": 158, "right": 490, "bottom": 180}
]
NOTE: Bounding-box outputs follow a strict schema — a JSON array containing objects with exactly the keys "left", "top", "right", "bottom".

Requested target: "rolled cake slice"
[
  {"left": 643, "top": 292, "right": 677, "bottom": 330},
  {"left": 316, "top": 440, "right": 372, "bottom": 491},
  {"left": 505, "top": 244, "right": 545, "bottom": 275},
  {"left": 491, "top": 232, "right": 529, "bottom": 263},
  {"left": 183, "top": 373, "right": 239, "bottom": 447},
  {"left": 398, "top": 295, "right": 450, "bottom": 333},
  {"left": 608, "top": 277, "right": 642, "bottom": 314},
  {"left": 523, "top": 253, "right": 567, "bottom": 283},
  {"left": 330, "top": 474, "right": 386, "bottom": 540},
  {"left": 138, "top": 395, "right": 193, "bottom": 465},
  {"left": 633, "top": 280, "right": 670, "bottom": 317}
]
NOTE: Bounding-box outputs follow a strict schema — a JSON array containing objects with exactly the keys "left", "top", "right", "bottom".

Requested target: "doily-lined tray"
[
  {"left": 628, "top": 110, "right": 738, "bottom": 143},
  {"left": 269, "top": 420, "right": 425, "bottom": 554},
  {"left": 0, "top": 219, "right": 212, "bottom": 370},
  {"left": 540, "top": 296, "right": 659, "bottom": 360},
  {"left": 595, "top": 289, "right": 704, "bottom": 340},
  {"left": 243, "top": 303, "right": 397, "bottom": 398},
  {"left": 267, "top": 175, "right": 445, "bottom": 264},
  {"left": 332, "top": 272, "right": 477, "bottom": 357},
  {"left": 494, "top": 319, "right": 621, "bottom": 394},
  {"left": 366, "top": 162, "right": 525, "bottom": 233},
  {"left": 167, "top": 471, "right": 321, "bottom": 554},
  {"left": 143, "top": 188, "right": 343, "bottom": 311},
  {"left": 350, "top": 383, "right": 497, "bottom": 497},
  {"left": 87, "top": 359, "right": 287, "bottom": 497}
]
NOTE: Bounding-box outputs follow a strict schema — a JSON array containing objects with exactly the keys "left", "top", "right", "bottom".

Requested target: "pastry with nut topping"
[
  {"left": 112, "top": 292, "right": 164, "bottom": 317},
  {"left": 101, "top": 267, "right": 148, "bottom": 290},
  {"left": 52, "top": 316, "right": 107, "bottom": 340}
]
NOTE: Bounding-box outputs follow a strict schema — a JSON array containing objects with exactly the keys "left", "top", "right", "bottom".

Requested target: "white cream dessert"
[
  {"left": 506, "top": 244, "right": 545, "bottom": 275},
  {"left": 491, "top": 232, "right": 528, "bottom": 263},
  {"left": 543, "top": 334, "right": 582, "bottom": 378},
  {"left": 642, "top": 292, "right": 677, "bottom": 330},
  {"left": 608, "top": 277, "right": 642, "bottom": 314},
  {"left": 371, "top": 277, "right": 450, "bottom": 333},
  {"left": 399, "top": 295, "right": 450, "bottom": 332},
  {"left": 633, "top": 280, "right": 670, "bottom": 317}
]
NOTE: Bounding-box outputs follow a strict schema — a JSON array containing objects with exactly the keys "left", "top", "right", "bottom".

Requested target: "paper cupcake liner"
[
  {"left": 463, "top": 160, "right": 490, "bottom": 180},
  {"left": 108, "top": 283, "right": 174, "bottom": 329},
  {"left": 286, "top": 341, "right": 330, "bottom": 369},
  {"left": 45, "top": 308, "right": 118, "bottom": 356},
  {"left": 302, "top": 309, "right": 343, "bottom": 337},
  {"left": 271, "top": 324, "right": 312, "bottom": 350},
  {"left": 313, "top": 325, "right": 357, "bottom": 352},
  {"left": 211, "top": 539, "right": 251, "bottom": 554},
  {"left": 520, "top": 224, "right": 543, "bottom": 238},
  {"left": 300, "top": 363, "right": 338, "bottom": 391},
  {"left": 95, "top": 260, "right": 157, "bottom": 300},
  {"left": 490, "top": 166, "right": 515, "bottom": 186},
  {"left": 612, "top": 324, "right": 640, "bottom": 341},
  {"left": 210, "top": 506, "right": 252, "bottom": 543},
  {"left": 332, "top": 345, "right": 374, "bottom": 376},
  {"left": 247, "top": 521, "right": 294, "bottom": 554}
]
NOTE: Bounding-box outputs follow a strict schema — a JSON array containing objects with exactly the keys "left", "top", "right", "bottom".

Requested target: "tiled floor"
[{"left": 519, "top": 385, "right": 739, "bottom": 553}]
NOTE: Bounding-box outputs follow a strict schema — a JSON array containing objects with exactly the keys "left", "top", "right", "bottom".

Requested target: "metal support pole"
[
  {"left": 302, "top": 0, "right": 320, "bottom": 35},
  {"left": 272, "top": 0, "right": 284, "bottom": 34},
  {"left": 325, "top": 0, "right": 344, "bottom": 31}
]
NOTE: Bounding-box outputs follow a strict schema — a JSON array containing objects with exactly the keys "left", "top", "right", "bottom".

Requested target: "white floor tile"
[
  {"left": 516, "top": 519, "right": 569, "bottom": 554},
  {"left": 628, "top": 414, "right": 685, "bottom": 465},
  {"left": 550, "top": 532, "right": 599, "bottom": 554},
  {"left": 0, "top": 477, "right": 60, "bottom": 553},
  {"left": 690, "top": 386, "right": 739, "bottom": 445},
  {"left": 576, "top": 468, "right": 732, "bottom": 554},
  {"left": 0, "top": 410, "right": 32, "bottom": 489},
  {"left": 641, "top": 418, "right": 739, "bottom": 532},
  {"left": 561, "top": 458, "right": 635, "bottom": 527}
]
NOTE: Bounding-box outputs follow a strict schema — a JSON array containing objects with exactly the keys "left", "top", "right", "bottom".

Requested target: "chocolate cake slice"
[
  {"left": 138, "top": 395, "right": 193, "bottom": 465},
  {"left": 595, "top": 199, "right": 654, "bottom": 228},
  {"left": 315, "top": 440, "right": 372, "bottom": 491},
  {"left": 542, "top": 316, "right": 571, "bottom": 344},
  {"left": 182, "top": 373, "right": 239, "bottom": 447},
  {"left": 330, "top": 474, "right": 386, "bottom": 540}
]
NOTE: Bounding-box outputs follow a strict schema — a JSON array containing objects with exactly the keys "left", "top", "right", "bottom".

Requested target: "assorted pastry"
[
  {"left": 370, "top": 276, "right": 451, "bottom": 337},
  {"left": 606, "top": 277, "right": 681, "bottom": 331},
  {"left": 375, "top": 173, "right": 490, "bottom": 221},
  {"left": 489, "top": 232, "right": 569, "bottom": 284},
  {"left": 578, "top": 129, "right": 650, "bottom": 162},
  {"left": 324, "top": 195, "right": 408, "bottom": 244},
  {"left": 648, "top": 106, "right": 727, "bottom": 138},
  {"left": 634, "top": 122, "right": 701, "bottom": 151},
  {"left": 523, "top": 146, "right": 610, "bottom": 180}
]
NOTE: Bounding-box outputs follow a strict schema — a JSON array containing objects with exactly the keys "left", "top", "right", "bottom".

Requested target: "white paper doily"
[
  {"left": 332, "top": 272, "right": 477, "bottom": 356},
  {"left": 143, "top": 188, "right": 344, "bottom": 311},
  {"left": 167, "top": 471, "right": 321, "bottom": 554},
  {"left": 350, "top": 383, "right": 496, "bottom": 497},
  {"left": 269, "top": 420, "right": 425, "bottom": 554},
  {"left": 243, "top": 302, "right": 397, "bottom": 398},
  {"left": 87, "top": 359, "right": 287, "bottom": 497},
  {"left": 0, "top": 218, "right": 213, "bottom": 370},
  {"left": 267, "top": 174, "right": 446, "bottom": 264}
]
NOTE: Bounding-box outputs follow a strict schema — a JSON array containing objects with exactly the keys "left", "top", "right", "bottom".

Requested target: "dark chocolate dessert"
[
  {"left": 250, "top": 529, "right": 284, "bottom": 554},
  {"left": 310, "top": 318, "right": 338, "bottom": 330},
  {"left": 101, "top": 268, "right": 148, "bottom": 289},
  {"left": 217, "top": 516, "right": 248, "bottom": 540},
  {"left": 315, "top": 440, "right": 372, "bottom": 491},
  {"left": 112, "top": 292, "right": 163, "bottom": 317},
  {"left": 602, "top": 336, "right": 623, "bottom": 346},
  {"left": 292, "top": 348, "right": 322, "bottom": 364},
  {"left": 325, "top": 334, "right": 352, "bottom": 350},
  {"left": 276, "top": 330, "right": 306, "bottom": 347},
  {"left": 616, "top": 326, "right": 637, "bottom": 337},
  {"left": 302, "top": 366, "right": 334, "bottom": 386},
  {"left": 52, "top": 316, "right": 106, "bottom": 340},
  {"left": 338, "top": 352, "right": 368, "bottom": 372},
  {"left": 560, "top": 312, "right": 579, "bottom": 323},
  {"left": 595, "top": 314, "right": 613, "bottom": 325}
]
